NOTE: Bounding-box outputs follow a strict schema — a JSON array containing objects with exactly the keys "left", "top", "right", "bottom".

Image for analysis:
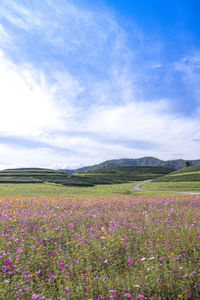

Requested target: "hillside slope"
[
  {"left": 0, "top": 166, "right": 173, "bottom": 186},
  {"left": 153, "top": 164, "right": 200, "bottom": 182},
  {"left": 0, "top": 168, "right": 94, "bottom": 186},
  {"left": 77, "top": 166, "right": 173, "bottom": 184}
]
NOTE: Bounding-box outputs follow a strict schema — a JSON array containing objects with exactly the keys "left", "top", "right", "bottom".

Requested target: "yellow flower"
[{"left": 178, "top": 295, "right": 183, "bottom": 298}]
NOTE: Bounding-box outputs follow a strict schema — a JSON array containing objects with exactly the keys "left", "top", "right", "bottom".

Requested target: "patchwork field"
[{"left": 0, "top": 194, "right": 199, "bottom": 299}]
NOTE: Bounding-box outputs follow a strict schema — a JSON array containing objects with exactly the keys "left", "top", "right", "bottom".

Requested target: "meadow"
[
  {"left": 141, "top": 181, "right": 200, "bottom": 193},
  {"left": 0, "top": 182, "right": 139, "bottom": 197},
  {"left": 0, "top": 194, "right": 199, "bottom": 299}
]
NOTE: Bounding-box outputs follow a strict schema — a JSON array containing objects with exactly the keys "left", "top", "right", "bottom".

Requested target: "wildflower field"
[{"left": 0, "top": 194, "right": 199, "bottom": 299}]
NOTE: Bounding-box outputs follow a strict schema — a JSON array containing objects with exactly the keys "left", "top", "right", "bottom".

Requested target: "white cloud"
[{"left": 0, "top": 51, "right": 80, "bottom": 138}]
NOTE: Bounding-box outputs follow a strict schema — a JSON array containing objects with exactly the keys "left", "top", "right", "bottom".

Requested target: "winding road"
[{"left": 132, "top": 180, "right": 200, "bottom": 195}]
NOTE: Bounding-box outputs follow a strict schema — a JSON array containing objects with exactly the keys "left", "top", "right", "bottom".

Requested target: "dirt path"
[{"left": 132, "top": 180, "right": 200, "bottom": 195}]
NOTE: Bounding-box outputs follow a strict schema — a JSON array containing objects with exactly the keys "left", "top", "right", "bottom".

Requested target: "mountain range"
[{"left": 59, "top": 156, "right": 200, "bottom": 173}]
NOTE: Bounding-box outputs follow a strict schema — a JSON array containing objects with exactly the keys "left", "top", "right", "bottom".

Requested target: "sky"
[{"left": 0, "top": 0, "right": 200, "bottom": 170}]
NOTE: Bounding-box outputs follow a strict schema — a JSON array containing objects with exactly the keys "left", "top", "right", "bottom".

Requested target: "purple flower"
[
  {"left": 32, "top": 295, "right": 43, "bottom": 300},
  {"left": 4, "top": 259, "right": 10, "bottom": 265}
]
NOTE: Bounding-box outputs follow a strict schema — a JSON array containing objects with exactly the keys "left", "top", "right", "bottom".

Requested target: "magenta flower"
[{"left": 4, "top": 259, "right": 10, "bottom": 264}]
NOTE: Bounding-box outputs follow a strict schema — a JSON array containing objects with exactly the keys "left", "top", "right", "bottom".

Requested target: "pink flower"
[{"left": 137, "top": 295, "right": 144, "bottom": 299}]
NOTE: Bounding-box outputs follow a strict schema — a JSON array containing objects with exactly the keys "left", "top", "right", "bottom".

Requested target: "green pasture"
[
  {"left": 141, "top": 181, "right": 200, "bottom": 192},
  {"left": 1, "top": 180, "right": 200, "bottom": 197},
  {"left": 0, "top": 181, "right": 141, "bottom": 197}
]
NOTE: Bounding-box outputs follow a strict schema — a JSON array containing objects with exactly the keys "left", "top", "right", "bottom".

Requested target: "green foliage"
[{"left": 184, "top": 161, "right": 190, "bottom": 167}]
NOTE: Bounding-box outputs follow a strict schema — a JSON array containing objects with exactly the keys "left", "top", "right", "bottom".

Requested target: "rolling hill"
[
  {"left": 0, "top": 166, "right": 173, "bottom": 186},
  {"left": 0, "top": 168, "right": 94, "bottom": 186},
  {"left": 153, "top": 164, "right": 200, "bottom": 182},
  {"left": 78, "top": 166, "right": 173, "bottom": 184},
  {"left": 59, "top": 157, "right": 200, "bottom": 173}
]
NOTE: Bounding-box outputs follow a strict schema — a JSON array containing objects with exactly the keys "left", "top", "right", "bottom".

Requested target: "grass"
[
  {"left": 0, "top": 194, "right": 199, "bottom": 299},
  {"left": 141, "top": 181, "right": 200, "bottom": 192},
  {"left": 170, "top": 171, "right": 200, "bottom": 176},
  {"left": 0, "top": 181, "right": 141, "bottom": 197}
]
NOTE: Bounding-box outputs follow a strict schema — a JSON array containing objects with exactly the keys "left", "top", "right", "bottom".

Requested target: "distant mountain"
[{"left": 59, "top": 157, "right": 200, "bottom": 173}]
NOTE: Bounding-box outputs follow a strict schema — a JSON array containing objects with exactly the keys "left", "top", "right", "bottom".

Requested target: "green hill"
[
  {"left": 0, "top": 168, "right": 94, "bottom": 186},
  {"left": 77, "top": 166, "right": 173, "bottom": 184},
  {"left": 59, "top": 157, "right": 200, "bottom": 173},
  {"left": 153, "top": 164, "right": 200, "bottom": 182},
  {"left": 0, "top": 166, "right": 173, "bottom": 186}
]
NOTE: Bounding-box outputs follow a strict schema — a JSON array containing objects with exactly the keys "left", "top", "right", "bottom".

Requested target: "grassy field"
[
  {"left": 141, "top": 181, "right": 200, "bottom": 192},
  {"left": 1, "top": 179, "right": 200, "bottom": 198},
  {"left": 0, "top": 181, "right": 141, "bottom": 197},
  {"left": 0, "top": 194, "right": 199, "bottom": 299}
]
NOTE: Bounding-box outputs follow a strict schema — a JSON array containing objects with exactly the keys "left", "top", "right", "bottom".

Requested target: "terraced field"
[
  {"left": 153, "top": 164, "right": 200, "bottom": 182},
  {"left": 0, "top": 166, "right": 173, "bottom": 187}
]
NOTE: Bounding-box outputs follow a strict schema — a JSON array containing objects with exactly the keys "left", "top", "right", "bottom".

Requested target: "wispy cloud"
[{"left": 173, "top": 53, "right": 200, "bottom": 106}]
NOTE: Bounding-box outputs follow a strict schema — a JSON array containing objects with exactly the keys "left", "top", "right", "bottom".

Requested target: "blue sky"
[{"left": 0, "top": 0, "right": 200, "bottom": 169}]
